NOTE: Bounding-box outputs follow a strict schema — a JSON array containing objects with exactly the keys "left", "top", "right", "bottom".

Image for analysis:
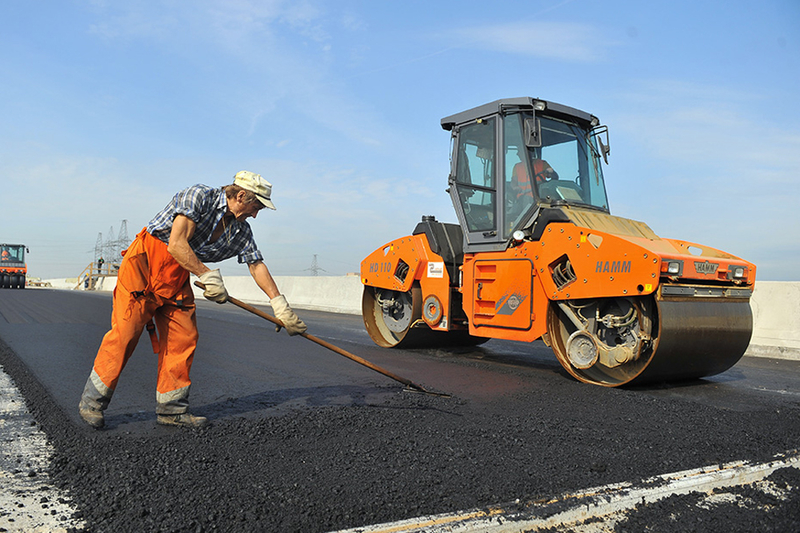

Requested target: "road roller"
[
  {"left": 360, "top": 97, "right": 756, "bottom": 387},
  {"left": 0, "top": 243, "right": 28, "bottom": 289}
]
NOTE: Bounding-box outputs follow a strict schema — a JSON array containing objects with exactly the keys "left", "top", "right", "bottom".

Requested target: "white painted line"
[
  {"left": 331, "top": 449, "right": 800, "bottom": 533},
  {"left": 750, "top": 386, "right": 800, "bottom": 397},
  {"left": 0, "top": 367, "right": 85, "bottom": 532}
]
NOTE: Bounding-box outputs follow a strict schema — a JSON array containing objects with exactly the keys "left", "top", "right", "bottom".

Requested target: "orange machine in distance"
[{"left": 0, "top": 243, "right": 28, "bottom": 289}]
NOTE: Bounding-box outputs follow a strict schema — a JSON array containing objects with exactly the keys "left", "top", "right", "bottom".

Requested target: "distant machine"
[
  {"left": 0, "top": 243, "right": 28, "bottom": 289},
  {"left": 360, "top": 97, "right": 755, "bottom": 387}
]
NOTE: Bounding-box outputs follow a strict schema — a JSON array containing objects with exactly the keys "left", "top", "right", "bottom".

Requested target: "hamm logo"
[
  {"left": 596, "top": 260, "right": 631, "bottom": 273},
  {"left": 694, "top": 261, "right": 719, "bottom": 274}
]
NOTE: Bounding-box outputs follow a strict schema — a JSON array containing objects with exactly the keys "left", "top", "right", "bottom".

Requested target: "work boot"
[
  {"left": 156, "top": 413, "right": 209, "bottom": 428},
  {"left": 78, "top": 401, "right": 105, "bottom": 429}
]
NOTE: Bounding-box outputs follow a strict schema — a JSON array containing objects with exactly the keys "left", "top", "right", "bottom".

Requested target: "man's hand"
[
  {"left": 270, "top": 295, "right": 307, "bottom": 336},
  {"left": 198, "top": 269, "right": 228, "bottom": 303}
]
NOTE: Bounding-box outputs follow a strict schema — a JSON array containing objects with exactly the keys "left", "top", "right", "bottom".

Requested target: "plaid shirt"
[{"left": 147, "top": 184, "right": 264, "bottom": 264}]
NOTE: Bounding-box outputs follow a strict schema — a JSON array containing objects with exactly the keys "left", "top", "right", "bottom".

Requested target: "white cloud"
[
  {"left": 444, "top": 21, "right": 609, "bottom": 62},
  {"left": 89, "top": 0, "right": 388, "bottom": 148},
  {"left": 87, "top": 0, "right": 283, "bottom": 41}
]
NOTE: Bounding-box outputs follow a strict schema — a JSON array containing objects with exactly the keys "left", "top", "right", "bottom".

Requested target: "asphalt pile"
[
  {"left": 610, "top": 467, "right": 800, "bottom": 532},
  {"left": 2, "top": 339, "right": 799, "bottom": 533}
]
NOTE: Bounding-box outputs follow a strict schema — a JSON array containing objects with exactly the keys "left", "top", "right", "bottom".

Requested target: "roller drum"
[
  {"left": 548, "top": 294, "right": 753, "bottom": 387},
  {"left": 633, "top": 297, "right": 752, "bottom": 384}
]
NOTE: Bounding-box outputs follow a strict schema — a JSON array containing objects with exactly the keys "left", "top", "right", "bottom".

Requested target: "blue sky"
[{"left": 1, "top": 0, "right": 798, "bottom": 280}]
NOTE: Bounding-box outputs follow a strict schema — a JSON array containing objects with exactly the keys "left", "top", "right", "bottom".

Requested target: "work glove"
[
  {"left": 198, "top": 269, "right": 228, "bottom": 304},
  {"left": 270, "top": 294, "right": 307, "bottom": 336}
]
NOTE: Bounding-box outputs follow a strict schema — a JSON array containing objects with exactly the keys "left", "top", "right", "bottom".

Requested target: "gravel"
[
  {"left": 612, "top": 467, "right": 800, "bottom": 532},
  {"left": 2, "top": 336, "right": 799, "bottom": 533}
]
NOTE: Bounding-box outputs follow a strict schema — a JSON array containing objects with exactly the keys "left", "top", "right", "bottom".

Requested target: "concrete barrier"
[
  {"left": 746, "top": 281, "right": 800, "bottom": 360},
  {"left": 41, "top": 276, "right": 799, "bottom": 360},
  {"left": 54, "top": 274, "right": 363, "bottom": 315},
  {"left": 190, "top": 274, "right": 364, "bottom": 316}
]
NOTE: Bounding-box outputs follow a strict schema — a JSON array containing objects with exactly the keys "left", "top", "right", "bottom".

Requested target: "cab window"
[{"left": 454, "top": 118, "right": 496, "bottom": 233}]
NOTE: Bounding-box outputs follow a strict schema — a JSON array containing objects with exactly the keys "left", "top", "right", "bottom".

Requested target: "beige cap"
[{"left": 233, "top": 171, "right": 276, "bottom": 210}]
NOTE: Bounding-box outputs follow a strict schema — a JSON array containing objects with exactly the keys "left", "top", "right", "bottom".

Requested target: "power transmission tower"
[
  {"left": 90, "top": 220, "right": 131, "bottom": 267},
  {"left": 105, "top": 225, "right": 115, "bottom": 261},
  {"left": 114, "top": 220, "right": 129, "bottom": 261},
  {"left": 305, "top": 254, "right": 326, "bottom": 276},
  {"left": 94, "top": 233, "right": 104, "bottom": 263},
  {"left": 117, "top": 220, "right": 129, "bottom": 248}
]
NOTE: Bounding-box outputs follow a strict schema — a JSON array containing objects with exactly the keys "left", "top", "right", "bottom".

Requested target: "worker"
[
  {"left": 512, "top": 153, "right": 559, "bottom": 199},
  {"left": 78, "top": 171, "right": 307, "bottom": 429},
  {"left": 0, "top": 248, "right": 8, "bottom": 261}
]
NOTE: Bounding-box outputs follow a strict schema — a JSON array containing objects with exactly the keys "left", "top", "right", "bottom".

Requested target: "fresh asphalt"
[{"left": 0, "top": 288, "right": 798, "bottom": 532}]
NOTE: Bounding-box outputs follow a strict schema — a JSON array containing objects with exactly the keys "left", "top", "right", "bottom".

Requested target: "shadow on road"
[{"left": 100, "top": 383, "right": 463, "bottom": 430}]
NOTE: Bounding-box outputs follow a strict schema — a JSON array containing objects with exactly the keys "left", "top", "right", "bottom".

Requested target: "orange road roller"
[
  {"left": 360, "top": 97, "right": 755, "bottom": 387},
  {"left": 0, "top": 243, "right": 28, "bottom": 289}
]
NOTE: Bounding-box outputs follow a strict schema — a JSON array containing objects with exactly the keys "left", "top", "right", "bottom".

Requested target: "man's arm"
[
  {"left": 248, "top": 260, "right": 280, "bottom": 299},
  {"left": 169, "top": 214, "right": 229, "bottom": 303},
  {"left": 249, "top": 260, "right": 307, "bottom": 335},
  {"left": 167, "top": 214, "right": 210, "bottom": 276}
]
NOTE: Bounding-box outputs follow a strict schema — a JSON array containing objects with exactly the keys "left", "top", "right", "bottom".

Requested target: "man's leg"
[
  {"left": 153, "top": 286, "right": 206, "bottom": 427},
  {"left": 79, "top": 289, "right": 153, "bottom": 428}
]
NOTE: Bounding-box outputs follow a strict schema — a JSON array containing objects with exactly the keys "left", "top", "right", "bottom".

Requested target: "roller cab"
[{"left": 361, "top": 97, "right": 755, "bottom": 386}]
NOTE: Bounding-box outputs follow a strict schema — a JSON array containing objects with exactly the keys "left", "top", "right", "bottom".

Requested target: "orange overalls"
[
  {"left": 80, "top": 228, "right": 198, "bottom": 415},
  {"left": 513, "top": 159, "right": 553, "bottom": 198}
]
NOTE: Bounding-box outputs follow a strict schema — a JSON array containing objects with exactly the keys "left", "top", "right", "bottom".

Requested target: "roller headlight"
[
  {"left": 662, "top": 260, "right": 683, "bottom": 276},
  {"left": 730, "top": 266, "right": 746, "bottom": 279}
]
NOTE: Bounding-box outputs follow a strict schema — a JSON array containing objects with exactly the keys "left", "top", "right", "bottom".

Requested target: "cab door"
[
  {"left": 448, "top": 116, "right": 505, "bottom": 252},
  {"left": 471, "top": 259, "right": 533, "bottom": 330}
]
